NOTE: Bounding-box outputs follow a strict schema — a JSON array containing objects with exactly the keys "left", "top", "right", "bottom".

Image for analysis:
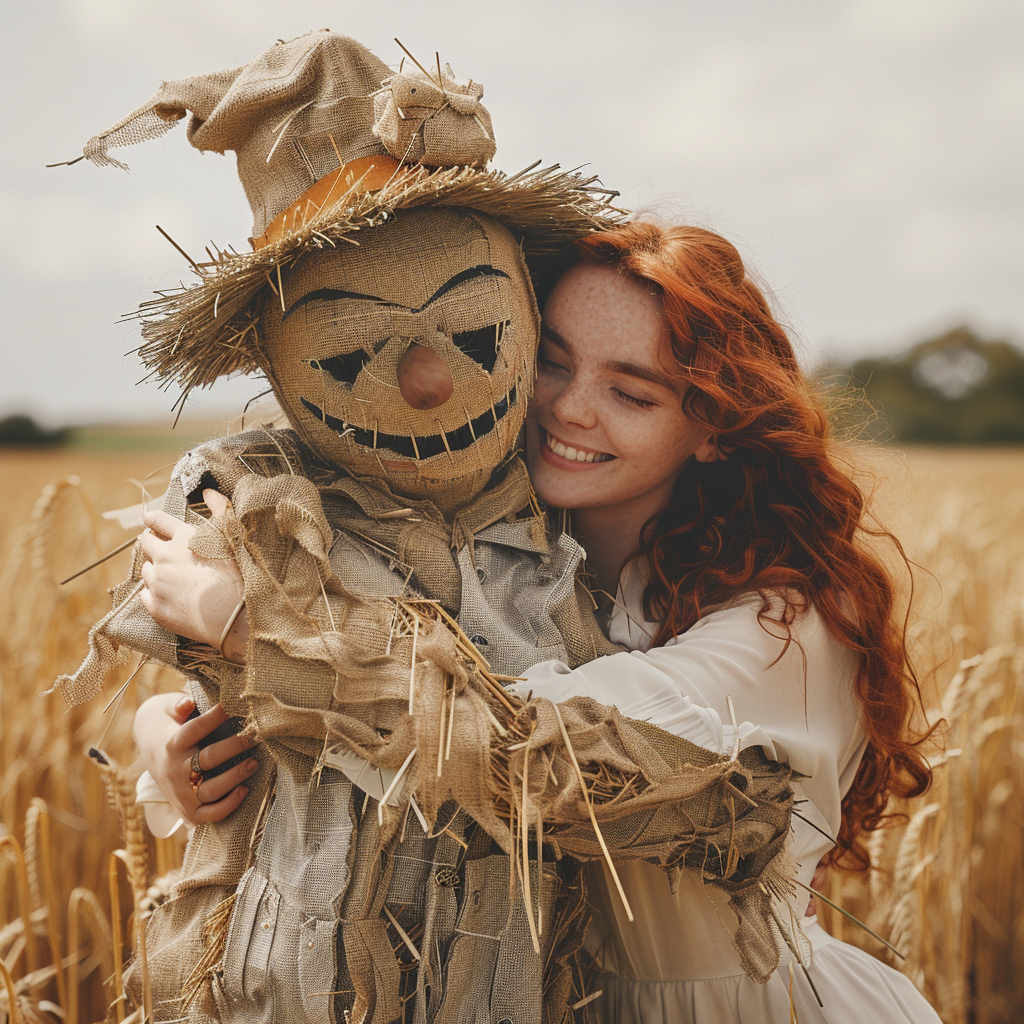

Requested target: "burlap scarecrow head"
[
  {"left": 69, "top": 30, "right": 622, "bottom": 508},
  {"left": 262, "top": 207, "right": 535, "bottom": 498}
]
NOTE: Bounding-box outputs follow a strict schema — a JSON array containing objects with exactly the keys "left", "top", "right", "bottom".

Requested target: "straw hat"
[{"left": 62, "top": 30, "right": 625, "bottom": 400}]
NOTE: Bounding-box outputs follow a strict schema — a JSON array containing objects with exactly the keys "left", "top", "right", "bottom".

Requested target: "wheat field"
[{"left": 0, "top": 442, "right": 1021, "bottom": 1023}]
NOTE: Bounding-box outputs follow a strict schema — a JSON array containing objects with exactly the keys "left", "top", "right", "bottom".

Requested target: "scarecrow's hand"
[{"left": 139, "top": 489, "right": 248, "bottom": 662}]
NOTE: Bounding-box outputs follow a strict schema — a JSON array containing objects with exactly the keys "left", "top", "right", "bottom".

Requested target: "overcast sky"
[{"left": 2, "top": 0, "right": 1021, "bottom": 425}]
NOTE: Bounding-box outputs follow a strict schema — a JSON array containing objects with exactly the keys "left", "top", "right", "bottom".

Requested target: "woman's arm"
[{"left": 510, "top": 596, "right": 863, "bottom": 836}]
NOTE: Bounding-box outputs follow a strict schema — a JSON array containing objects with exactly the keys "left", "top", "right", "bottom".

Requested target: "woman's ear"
[{"left": 694, "top": 434, "right": 723, "bottom": 463}]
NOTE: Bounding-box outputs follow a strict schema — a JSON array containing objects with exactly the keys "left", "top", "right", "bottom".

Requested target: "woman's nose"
[
  {"left": 397, "top": 342, "right": 454, "bottom": 410},
  {"left": 549, "top": 375, "right": 598, "bottom": 429}
]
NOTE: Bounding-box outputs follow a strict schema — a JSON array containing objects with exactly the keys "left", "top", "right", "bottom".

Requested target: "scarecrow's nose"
[{"left": 397, "top": 342, "right": 454, "bottom": 410}]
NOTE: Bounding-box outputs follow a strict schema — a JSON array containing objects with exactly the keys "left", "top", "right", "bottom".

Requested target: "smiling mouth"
[
  {"left": 301, "top": 384, "right": 518, "bottom": 460},
  {"left": 544, "top": 429, "right": 615, "bottom": 463}
]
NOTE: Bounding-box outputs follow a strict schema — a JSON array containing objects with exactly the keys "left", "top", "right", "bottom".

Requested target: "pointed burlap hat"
[{"left": 63, "top": 30, "right": 624, "bottom": 401}]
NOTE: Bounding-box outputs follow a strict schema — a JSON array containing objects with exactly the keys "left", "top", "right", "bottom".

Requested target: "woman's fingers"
[
  {"left": 171, "top": 694, "right": 196, "bottom": 724},
  {"left": 805, "top": 858, "right": 829, "bottom": 916},
  {"left": 203, "top": 488, "right": 232, "bottom": 519},
  {"left": 138, "top": 529, "right": 163, "bottom": 560},
  {"left": 194, "top": 756, "right": 259, "bottom": 806},
  {"left": 192, "top": 784, "right": 251, "bottom": 824},
  {"left": 174, "top": 702, "right": 230, "bottom": 750},
  {"left": 196, "top": 730, "right": 254, "bottom": 771},
  {"left": 143, "top": 509, "right": 187, "bottom": 540}
]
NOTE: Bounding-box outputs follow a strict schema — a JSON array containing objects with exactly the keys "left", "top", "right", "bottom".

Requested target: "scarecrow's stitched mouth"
[{"left": 301, "top": 384, "right": 518, "bottom": 459}]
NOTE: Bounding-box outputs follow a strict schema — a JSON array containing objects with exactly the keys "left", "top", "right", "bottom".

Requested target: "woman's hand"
[
  {"left": 805, "top": 858, "right": 829, "bottom": 917},
  {"left": 139, "top": 488, "right": 249, "bottom": 662},
  {"left": 134, "top": 692, "right": 257, "bottom": 824}
]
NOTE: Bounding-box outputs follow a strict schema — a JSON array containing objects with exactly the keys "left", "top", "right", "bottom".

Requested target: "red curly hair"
[{"left": 574, "top": 221, "right": 933, "bottom": 869}]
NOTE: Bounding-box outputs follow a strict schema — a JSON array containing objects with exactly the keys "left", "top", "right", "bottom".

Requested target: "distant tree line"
[
  {"left": 820, "top": 327, "right": 1024, "bottom": 444},
  {"left": 0, "top": 416, "right": 71, "bottom": 447}
]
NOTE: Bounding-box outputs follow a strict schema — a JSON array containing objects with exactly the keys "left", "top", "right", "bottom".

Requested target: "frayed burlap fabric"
[
  {"left": 74, "top": 31, "right": 468, "bottom": 234},
  {"left": 373, "top": 62, "right": 496, "bottom": 169},
  {"left": 59, "top": 432, "right": 793, "bottom": 1022},
  {"left": 62, "top": 30, "right": 622, "bottom": 509}
]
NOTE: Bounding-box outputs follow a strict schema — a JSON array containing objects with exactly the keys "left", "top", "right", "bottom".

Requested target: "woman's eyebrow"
[
  {"left": 603, "top": 359, "right": 678, "bottom": 391},
  {"left": 540, "top": 323, "right": 571, "bottom": 349},
  {"left": 543, "top": 323, "right": 677, "bottom": 392}
]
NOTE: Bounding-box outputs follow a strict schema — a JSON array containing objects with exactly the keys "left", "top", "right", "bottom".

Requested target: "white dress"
[{"left": 508, "top": 562, "right": 942, "bottom": 1024}]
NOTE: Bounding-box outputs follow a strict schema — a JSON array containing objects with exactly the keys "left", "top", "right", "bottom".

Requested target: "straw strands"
[
  {"left": 0, "top": 472, "right": 185, "bottom": 1024},
  {"left": 815, "top": 447, "right": 1024, "bottom": 1023},
  {"left": 127, "top": 162, "right": 626, "bottom": 400}
]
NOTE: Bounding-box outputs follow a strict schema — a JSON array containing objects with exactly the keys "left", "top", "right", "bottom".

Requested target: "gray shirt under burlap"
[{"left": 58, "top": 430, "right": 794, "bottom": 1024}]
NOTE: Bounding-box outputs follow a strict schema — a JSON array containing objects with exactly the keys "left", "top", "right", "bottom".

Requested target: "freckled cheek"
[
  {"left": 614, "top": 415, "right": 692, "bottom": 477},
  {"left": 596, "top": 404, "right": 655, "bottom": 460}
]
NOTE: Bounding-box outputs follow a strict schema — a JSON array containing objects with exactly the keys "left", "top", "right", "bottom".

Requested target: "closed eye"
[
  {"left": 538, "top": 352, "right": 569, "bottom": 373},
  {"left": 453, "top": 320, "right": 509, "bottom": 373},
  {"left": 309, "top": 351, "right": 370, "bottom": 385},
  {"left": 613, "top": 387, "right": 657, "bottom": 409}
]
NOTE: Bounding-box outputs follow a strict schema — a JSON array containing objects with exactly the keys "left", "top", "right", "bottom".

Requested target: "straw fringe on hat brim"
[{"left": 128, "top": 161, "right": 626, "bottom": 399}]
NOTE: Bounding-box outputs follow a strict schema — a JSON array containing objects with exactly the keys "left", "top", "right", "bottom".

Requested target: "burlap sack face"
[{"left": 260, "top": 207, "right": 537, "bottom": 509}]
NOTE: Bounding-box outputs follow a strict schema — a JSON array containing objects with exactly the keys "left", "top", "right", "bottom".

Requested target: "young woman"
[
  {"left": 505, "top": 223, "right": 942, "bottom": 1022},
  {"left": 136, "top": 221, "right": 942, "bottom": 1022}
]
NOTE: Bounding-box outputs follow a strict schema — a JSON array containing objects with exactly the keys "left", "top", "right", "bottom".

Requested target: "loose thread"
[
  {"left": 763, "top": 884, "right": 822, "bottom": 1008},
  {"left": 520, "top": 745, "right": 540, "bottom": 954},
  {"left": 436, "top": 679, "right": 447, "bottom": 779},
  {"left": 92, "top": 658, "right": 151, "bottom": 753},
  {"left": 444, "top": 679, "right": 456, "bottom": 761},
  {"left": 383, "top": 906, "right": 421, "bottom": 962},
  {"left": 155, "top": 225, "right": 202, "bottom": 274},
  {"left": 408, "top": 617, "right": 420, "bottom": 715},
  {"left": 794, "top": 879, "right": 906, "bottom": 959},
  {"left": 61, "top": 535, "right": 140, "bottom": 585},
  {"left": 727, "top": 695, "right": 741, "bottom": 761}
]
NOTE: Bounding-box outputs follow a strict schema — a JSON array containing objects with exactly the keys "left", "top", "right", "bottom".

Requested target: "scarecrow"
[{"left": 54, "top": 31, "right": 795, "bottom": 1024}]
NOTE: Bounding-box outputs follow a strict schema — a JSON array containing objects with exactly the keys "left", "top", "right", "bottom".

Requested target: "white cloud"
[
  {"left": 891, "top": 206, "right": 1023, "bottom": 278},
  {"left": 842, "top": 0, "right": 1007, "bottom": 43}
]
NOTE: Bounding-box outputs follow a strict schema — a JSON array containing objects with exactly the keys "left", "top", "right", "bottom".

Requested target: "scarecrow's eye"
[
  {"left": 309, "top": 351, "right": 370, "bottom": 385},
  {"left": 453, "top": 320, "right": 509, "bottom": 374}
]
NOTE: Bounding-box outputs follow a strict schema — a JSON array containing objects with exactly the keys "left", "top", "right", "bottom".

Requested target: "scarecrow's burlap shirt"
[{"left": 61, "top": 431, "right": 794, "bottom": 1024}]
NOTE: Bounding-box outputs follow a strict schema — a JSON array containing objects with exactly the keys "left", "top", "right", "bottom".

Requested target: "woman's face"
[{"left": 525, "top": 262, "right": 717, "bottom": 514}]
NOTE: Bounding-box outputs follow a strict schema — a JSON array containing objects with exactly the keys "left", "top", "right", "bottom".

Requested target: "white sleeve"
[
  {"left": 509, "top": 660, "right": 730, "bottom": 753},
  {"left": 509, "top": 596, "right": 863, "bottom": 812}
]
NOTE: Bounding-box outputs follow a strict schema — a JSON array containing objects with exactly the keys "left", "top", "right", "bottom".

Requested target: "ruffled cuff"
[{"left": 135, "top": 770, "right": 188, "bottom": 839}]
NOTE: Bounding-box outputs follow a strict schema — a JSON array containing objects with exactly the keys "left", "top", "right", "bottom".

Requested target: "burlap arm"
[
  {"left": 493, "top": 697, "right": 795, "bottom": 984},
  {"left": 207, "top": 480, "right": 792, "bottom": 895},
  {"left": 51, "top": 429, "right": 318, "bottom": 709}
]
